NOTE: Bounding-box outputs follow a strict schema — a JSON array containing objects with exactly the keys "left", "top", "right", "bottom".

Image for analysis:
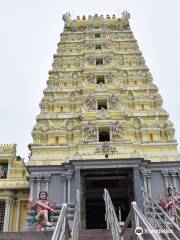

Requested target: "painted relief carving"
[
  {"left": 96, "top": 108, "right": 111, "bottom": 119},
  {"left": 66, "top": 120, "right": 76, "bottom": 131},
  {"left": 96, "top": 83, "right": 107, "bottom": 92},
  {"left": 85, "top": 95, "right": 96, "bottom": 109},
  {"left": 85, "top": 121, "right": 96, "bottom": 137},
  {"left": 87, "top": 73, "right": 95, "bottom": 83},
  {"left": 113, "top": 121, "right": 122, "bottom": 137},
  {"left": 87, "top": 56, "right": 95, "bottom": 64},
  {"left": 106, "top": 72, "right": 114, "bottom": 83},
  {"left": 104, "top": 56, "right": 112, "bottom": 64},
  {"left": 109, "top": 94, "right": 118, "bottom": 109},
  {"left": 95, "top": 141, "right": 117, "bottom": 154}
]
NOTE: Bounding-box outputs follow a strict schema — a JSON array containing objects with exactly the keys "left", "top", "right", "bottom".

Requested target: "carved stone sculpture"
[
  {"left": 85, "top": 95, "right": 95, "bottom": 109},
  {"left": 113, "top": 121, "right": 122, "bottom": 136},
  {"left": 95, "top": 141, "right": 117, "bottom": 154},
  {"left": 96, "top": 108, "right": 111, "bottom": 119},
  {"left": 87, "top": 73, "right": 95, "bottom": 83},
  {"left": 104, "top": 56, "right": 112, "bottom": 64},
  {"left": 121, "top": 11, "right": 130, "bottom": 21},
  {"left": 87, "top": 56, "right": 95, "bottom": 64},
  {"left": 109, "top": 94, "right": 118, "bottom": 109},
  {"left": 85, "top": 121, "right": 96, "bottom": 137}
]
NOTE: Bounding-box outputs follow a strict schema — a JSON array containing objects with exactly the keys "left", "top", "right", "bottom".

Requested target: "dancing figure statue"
[{"left": 29, "top": 191, "right": 57, "bottom": 231}]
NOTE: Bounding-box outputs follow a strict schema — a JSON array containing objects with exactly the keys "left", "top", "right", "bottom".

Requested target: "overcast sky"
[{"left": 0, "top": 0, "right": 179, "bottom": 159}]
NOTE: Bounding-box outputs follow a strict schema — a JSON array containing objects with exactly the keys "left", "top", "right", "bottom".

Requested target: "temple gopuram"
[{"left": 0, "top": 12, "right": 180, "bottom": 240}]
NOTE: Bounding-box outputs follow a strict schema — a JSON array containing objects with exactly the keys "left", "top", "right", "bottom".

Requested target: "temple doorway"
[{"left": 81, "top": 168, "right": 134, "bottom": 229}]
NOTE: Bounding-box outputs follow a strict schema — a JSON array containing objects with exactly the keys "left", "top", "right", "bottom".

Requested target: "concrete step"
[
  {"left": 0, "top": 231, "right": 53, "bottom": 240},
  {"left": 79, "top": 229, "right": 112, "bottom": 240},
  {"left": 78, "top": 228, "right": 137, "bottom": 240}
]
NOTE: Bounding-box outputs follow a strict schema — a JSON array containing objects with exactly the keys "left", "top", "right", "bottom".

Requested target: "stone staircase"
[
  {"left": 0, "top": 231, "right": 53, "bottom": 240},
  {"left": 79, "top": 229, "right": 113, "bottom": 240},
  {"left": 78, "top": 228, "right": 137, "bottom": 240},
  {"left": 25, "top": 203, "right": 75, "bottom": 232}
]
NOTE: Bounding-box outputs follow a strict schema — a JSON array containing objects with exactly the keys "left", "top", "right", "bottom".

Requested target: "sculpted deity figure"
[
  {"left": 110, "top": 94, "right": 118, "bottom": 108},
  {"left": 121, "top": 11, "right": 130, "bottom": 21},
  {"left": 95, "top": 141, "right": 117, "bottom": 154},
  {"left": 106, "top": 72, "right": 114, "bottom": 83},
  {"left": 104, "top": 56, "right": 112, "bottom": 64},
  {"left": 62, "top": 12, "right": 71, "bottom": 23},
  {"left": 102, "top": 141, "right": 111, "bottom": 153},
  {"left": 29, "top": 191, "right": 57, "bottom": 231},
  {"left": 87, "top": 56, "right": 95, "bottom": 64},
  {"left": 85, "top": 121, "right": 96, "bottom": 137},
  {"left": 113, "top": 121, "right": 122, "bottom": 136},
  {"left": 87, "top": 73, "right": 95, "bottom": 83},
  {"left": 121, "top": 11, "right": 130, "bottom": 30},
  {"left": 85, "top": 95, "right": 95, "bottom": 109}
]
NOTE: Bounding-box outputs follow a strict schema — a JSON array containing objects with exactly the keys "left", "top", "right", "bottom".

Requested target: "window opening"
[
  {"left": 96, "top": 75, "right": 105, "bottom": 84},
  {"left": 95, "top": 33, "right": 101, "bottom": 38},
  {"left": 98, "top": 99, "right": 107, "bottom": 110},
  {"left": 96, "top": 58, "right": 103, "bottom": 65},
  {"left": 55, "top": 136, "right": 60, "bottom": 144},
  {"left": 99, "top": 127, "right": 110, "bottom": 142},
  {"left": 150, "top": 134, "right": 154, "bottom": 143},
  {"left": 95, "top": 44, "right": 102, "bottom": 50}
]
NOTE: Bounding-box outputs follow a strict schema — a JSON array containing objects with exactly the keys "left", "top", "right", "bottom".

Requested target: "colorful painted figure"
[
  {"left": 159, "top": 187, "right": 180, "bottom": 223},
  {"left": 29, "top": 191, "right": 57, "bottom": 231}
]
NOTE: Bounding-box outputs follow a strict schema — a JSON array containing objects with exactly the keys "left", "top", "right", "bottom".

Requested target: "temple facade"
[
  {"left": 0, "top": 144, "right": 29, "bottom": 231},
  {"left": 0, "top": 12, "right": 180, "bottom": 231}
]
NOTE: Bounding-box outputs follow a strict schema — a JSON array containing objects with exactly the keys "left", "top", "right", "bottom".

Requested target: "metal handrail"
[
  {"left": 121, "top": 201, "right": 163, "bottom": 240},
  {"left": 141, "top": 188, "right": 180, "bottom": 240},
  {"left": 104, "top": 188, "right": 121, "bottom": 240},
  {"left": 51, "top": 203, "right": 70, "bottom": 240},
  {"left": 71, "top": 190, "right": 81, "bottom": 240},
  {"left": 169, "top": 187, "right": 180, "bottom": 221},
  {"left": 169, "top": 187, "right": 180, "bottom": 196}
]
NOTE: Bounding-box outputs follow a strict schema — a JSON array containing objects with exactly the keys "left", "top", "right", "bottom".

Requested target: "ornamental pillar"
[
  {"left": 36, "top": 177, "right": 42, "bottom": 199},
  {"left": 3, "top": 198, "right": 12, "bottom": 232},
  {"left": 169, "top": 170, "right": 178, "bottom": 190},
  {"left": 177, "top": 169, "right": 180, "bottom": 183},
  {"left": 66, "top": 172, "right": 73, "bottom": 203},
  {"left": 140, "top": 168, "right": 152, "bottom": 196},
  {"left": 44, "top": 174, "right": 51, "bottom": 193},
  {"left": 61, "top": 174, "right": 67, "bottom": 203},
  {"left": 161, "top": 170, "right": 170, "bottom": 189},
  {"left": 146, "top": 174, "right": 152, "bottom": 197},
  {"left": 29, "top": 176, "right": 35, "bottom": 199}
]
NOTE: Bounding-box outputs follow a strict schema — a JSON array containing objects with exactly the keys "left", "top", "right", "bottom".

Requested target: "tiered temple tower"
[
  {"left": 26, "top": 12, "right": 180, "bottom": 229},
  {"left": 29, "top": 12, "right": 178, "bottom": 164}
]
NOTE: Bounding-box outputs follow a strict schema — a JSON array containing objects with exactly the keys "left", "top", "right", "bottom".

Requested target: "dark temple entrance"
[{"left": 81, "top": 168, "right": 134, "bottom": 229}]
